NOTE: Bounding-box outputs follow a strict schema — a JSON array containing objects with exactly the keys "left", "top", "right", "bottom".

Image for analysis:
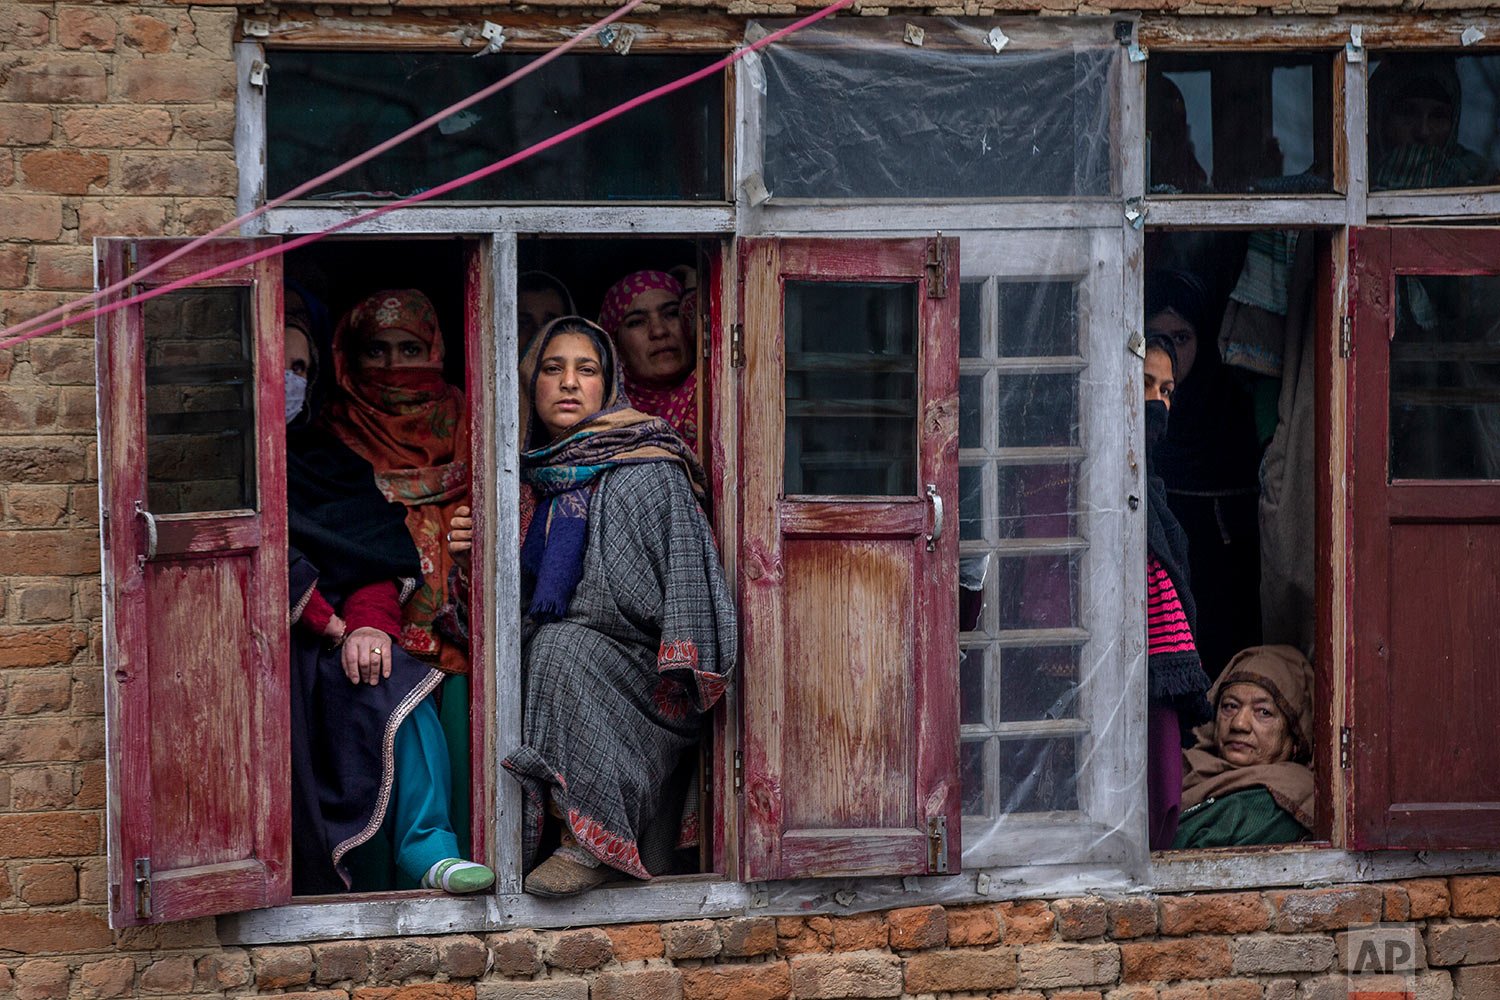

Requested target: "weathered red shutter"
[
  {"left": 97, "top": 237, "right": 290, "bottom": 924},
  {"left": 738, "top": 237, "right": 961, "bottom": 879},
  {"left": 1348, "top": 226, "right": 1500, "bottom": 849}
]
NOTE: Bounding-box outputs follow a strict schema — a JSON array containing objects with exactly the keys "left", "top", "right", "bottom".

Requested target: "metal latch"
[
  {"left": 1340, "top": 726, "right": 1352, "bottom": 769},
  {"left": 730, "top": 323, "right": 745, "bottom": 369},
  {"left": 134, "top": 858, "right": 152, "bottom": 920},
  {"left": 924, "top": 238, "right": 949, "bottom": 298},
  {"left": 926, "top": 816, "right": 948, "bottom": 873},
  {"left": 1339, "top": 315, "right": 1353, "bottom": 358}
]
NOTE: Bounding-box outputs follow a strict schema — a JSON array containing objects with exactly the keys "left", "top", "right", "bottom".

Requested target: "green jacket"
[{"left": 1172, "top": 786, "right": 1310, "bottom": 850}]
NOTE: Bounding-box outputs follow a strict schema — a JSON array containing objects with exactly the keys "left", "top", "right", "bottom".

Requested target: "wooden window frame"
[{"left": 207, "top": 13, "right": 1500, "bottom": 945}]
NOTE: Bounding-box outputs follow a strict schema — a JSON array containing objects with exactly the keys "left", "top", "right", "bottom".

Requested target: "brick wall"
[{"left": 2, "top": 880, "right": 1500, "bottom": 997}]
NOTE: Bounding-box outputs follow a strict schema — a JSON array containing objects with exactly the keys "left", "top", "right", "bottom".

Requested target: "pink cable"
[
  {"left": 0, "top": 0, "right": 647, "bottom": 344},
  {"left": 0, "top": 0, "right": 849, "bottom": 351}
]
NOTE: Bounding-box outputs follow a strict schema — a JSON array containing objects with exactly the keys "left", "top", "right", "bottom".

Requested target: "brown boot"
[{"left": 523, "top": 852, "right": 613, "bottom": 898}]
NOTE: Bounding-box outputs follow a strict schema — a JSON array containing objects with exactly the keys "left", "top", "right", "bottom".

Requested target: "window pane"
[
  {"left": 784, "top": 281, "right": 917, "bottom": 495},
  {"left": 995, "top": 554, "right": 1079, "bottom": 630},
  {"left": 997, "top": 735, "right": 1079, "bottom": 813},
  {"left": 996, "top": 464, "right": 1076, "bottom": 540},
  {"left": 1370, "top": 54, "right": 1500, "bottom": 191},
  {"left": 998, "top": 281, "right": 1079, "bottom": 357},
  {"left": 1149, "top": 53, "right": 1334, "bottom": 195},
  {"left": 763, "top": 42, "right": 1113, "bottom": 199},
  {"left": 998, "top": 646, "right": 1080, "bottom": 722},
  {"left": 959, "top": 280, "right": 986, "bottom": 358},
  {"left": 997, "top": 374, "right": 1078, "bottom": 448},
  {"left": 959, "top": 375, "right": 984, "bottom": 449},
  {"left": 959, "top": 464, "right": 985, "bottom": 542},
  {"left": 960, "top": 647, "right": 987, "bottom": 725},
  {"left": 961, "top": 739, "right": 988, "bottom": 817},
  {"left": 268, "top": 51, "right": 724, "bottom": 202},
  {"left": 1390, "top": 275, "right": 1500, "bottom": 480},
  {"left": 144, "top": 289, "right": 255, "bottom": 514}
]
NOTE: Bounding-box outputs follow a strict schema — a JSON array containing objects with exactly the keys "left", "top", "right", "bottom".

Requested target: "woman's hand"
[
  {"left": 448, "top": 506, "right": 473, "bottom": 567},
  {"left": 342, "top": 626, "right": 392, "bottom": 686}
]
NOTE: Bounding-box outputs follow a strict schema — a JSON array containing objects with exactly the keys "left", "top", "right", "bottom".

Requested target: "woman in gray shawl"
[{"left": 448, "top": 317, "right": 735, "bottom": 896}]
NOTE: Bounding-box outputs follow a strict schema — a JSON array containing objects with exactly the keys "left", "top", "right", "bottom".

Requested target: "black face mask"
[{"left": 1145, "top": 399, "right": 1170, "bottom": 451}]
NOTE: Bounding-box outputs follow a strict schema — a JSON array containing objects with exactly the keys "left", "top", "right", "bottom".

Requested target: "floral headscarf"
[
  {"left": 598, "top": 270, "right": 698, "bottom": 450},
  {"left": 322, "top": 289, "right": 470, "bottom": 673}
]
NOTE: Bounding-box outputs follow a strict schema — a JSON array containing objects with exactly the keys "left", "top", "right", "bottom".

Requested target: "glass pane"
[
  {"left": 998, "top": 736, "right": 1079, "bottom": 813},
  {"left": 1370, "top": 54, "right": 1500, "bottom": 191},
  {"left": 998, "top": 646, "right": 1080, "bottom": 723},
  {"left": 784, "top": 281, "right": 917, "bottom": 495},
  {"left": 268, "top": 51, "right": 724, "bottom": 202},
  {"left": 144, "top": 289, "right": 255, "bottom": 514},
  {"left": 959, "top": 553, "right": 989, "bottom": 633},
  {"left": 997, "top": 374, "right": 1078, "bottom": 448},
  {"left": 1390, "top": 275, "right": 1500, "bottom": 480},
  {"left": 959, "top": 280, "right": 986, "bottom": 358},
  {"left": 996, "top": 464, "right": 1076, "bottom": 540},
  {"left": 1149, "top": 53, "right": 1334, "bottom": 195},
  {"left": 960, "top": 647, "right": 987, "bottom": 725},
  {"left": 764, "top": 44, "right": 1113, "bottom": 199},
  {"left": 997, "top": 282, "right": 1079, "bottom": 357},
  {"left": 959, "top": 464, "right": 984, "bottom": 542},
  {"left": 961, "top": 739, "right": 988, "bottom": 816},
  {"left": 959, "top": 375, "right": 984, "bottom": 449},
  {"left": 995, "top": 554, "right": 1079, "bottom": 630}
]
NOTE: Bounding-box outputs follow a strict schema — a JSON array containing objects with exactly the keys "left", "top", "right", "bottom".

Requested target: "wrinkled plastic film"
[{"left": 752, "top": 17, "right": 1118, "bottom": 200}]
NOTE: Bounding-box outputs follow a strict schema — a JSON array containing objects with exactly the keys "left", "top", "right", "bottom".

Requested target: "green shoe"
[{"left": 421, "top": 858, "right": 495, "bottom": 894}]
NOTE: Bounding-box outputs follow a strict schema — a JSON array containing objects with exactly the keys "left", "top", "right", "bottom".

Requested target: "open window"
[
  {"left": 736, "top": 236, "right": 961, "bottom": 879},
  {"left": 1348, "top": 225, "right": 1500, "bottom": 849},
  {"left": 96, "top": 237, "right": 291, "bottom": 925}
]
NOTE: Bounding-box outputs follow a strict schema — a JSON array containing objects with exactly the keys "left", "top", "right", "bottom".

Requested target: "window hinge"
[
  {"left": 101, "top": 510, "right": 110, "bottom": 551},
  {"left": 1340, "top": 726, "right": 1352, "bottom": 769},
  {"left": 926, "top": 815, "right": 948, "bottom": 874},
  {"left": 733, "top": 750, "right": 744, "bottom": 792},
  {"left": 924, "top": 236, "right": 949, "bottom": 298},
  {"left": 134, "top": 858, "right": 152, "bottom": 920},
  {"left": 730, "top": 323, "right": 745, "bottom": 369},
  {"left": 1339, "top": 315, "right": 1353, "bottom": 358}
]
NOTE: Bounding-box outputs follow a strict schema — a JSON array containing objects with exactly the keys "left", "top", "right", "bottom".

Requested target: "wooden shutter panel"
[
  {"left": 97, "top": 237, "right": 291, "bottom": 925},
  {"left": 1348, "top": 226, "right": 1500, "bottom": 849},
  {"left": 737, "top": 237, "right": 961, "bottom": 880}
]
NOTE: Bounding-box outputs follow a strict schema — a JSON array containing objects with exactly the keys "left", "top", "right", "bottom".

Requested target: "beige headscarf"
[{"left": 1181, "top": 645, "right": 1316, "bottom": 829}]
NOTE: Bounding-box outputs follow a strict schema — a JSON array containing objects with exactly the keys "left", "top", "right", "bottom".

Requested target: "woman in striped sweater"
[{"left": 1143, "top": 335, "right": 1214, "bottom": 850}]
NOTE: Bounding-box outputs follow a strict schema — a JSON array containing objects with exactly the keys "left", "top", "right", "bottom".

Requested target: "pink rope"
[
  {"left": 0, "top": 0, "right": 647, "bottom": 344},
  {"left": 1, "top": 0, "right": 850, "bottom": 352}
]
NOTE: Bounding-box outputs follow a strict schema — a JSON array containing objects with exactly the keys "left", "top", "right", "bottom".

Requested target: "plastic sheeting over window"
[{"left": 752, "top": 18, "right": 1118, "bottom": 200}]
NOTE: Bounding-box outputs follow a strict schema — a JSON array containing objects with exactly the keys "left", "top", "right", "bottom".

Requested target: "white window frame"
[{"left": 215, "top": 15, "right": 1500, "bottom": 947}]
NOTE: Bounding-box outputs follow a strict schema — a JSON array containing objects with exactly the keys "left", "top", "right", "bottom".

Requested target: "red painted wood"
[
  {"left": 1349, "top": 226, "right": 1500, "bottom": 850},
  {"left": 738, "top": 237, "right": 961, "bottom": 881},
  {"left": 462, "top": 241, "right": 488, "bottom": 866},
  {"left": 97, "top": 237, "right": 290, "bottom": 926}
]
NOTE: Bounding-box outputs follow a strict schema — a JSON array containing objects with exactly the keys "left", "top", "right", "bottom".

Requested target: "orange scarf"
[{"left": 322, "top": 289, "right": 470, "bottom": 673}]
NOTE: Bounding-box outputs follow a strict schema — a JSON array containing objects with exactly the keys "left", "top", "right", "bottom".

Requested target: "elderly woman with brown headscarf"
[{"left": 1173, "top": 645, "right": 1315, "bottom": 849}]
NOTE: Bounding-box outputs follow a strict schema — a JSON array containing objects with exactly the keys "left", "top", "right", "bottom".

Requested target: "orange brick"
[
  {"left": 776, "top": 916, "right": 832, "bottom": 954},
  {"left": 681, "top": 961, "right": 791, "bottom": 1000},
  {"left": 0, "top": 911, "right": 111, "bottom": 954},
  {"left": 0, "top": 105, "right": 54, "bottom": 145},
  {"left": 19, "top": 150, "right": 109, "bottom": 195},
  {"left": 121, "top": 15, "right": 173, "bottom": 54},
  {"left": 60, "top": 107, "right": 173, "bottom": 148},
  {"left": 1403, "top": 878, "right": 1451, "bottom": 919},
  {"left": 1159, "top": 893, "right": 1269, "bottom": 935},
  {"left": 78, "top": 198, "right": 168, "bottom": 239},
  {"left": 1, "top": 55, "right": 109, "bottom": 104},
  {"left": 0, "top": 6, "right": 50, "bottom": 49},
  {"left": 1270, "top": 887, "right": 1383, "bottom": 932},
  {"left": 905, "top": 947, "right": 1019, "bottom": 992},
  {"left": 0, "top": 196, "right": 63, "bottom": 242},
  {"left": 604, "top": 923, "right": 662, "bottom": 962},
  {"left": 0, "top": 812, "right": 100, "bottom": 859},
  {"left": 1001, "top": 900, "right": 1057, "bottom": 944},
  {"left": 0, "top": 625, "right": 88, "bottom": 668},
  {"left": 1380, "top": 883, "right": 1411, "bottom": 922},
  {"left": 352, "top": 987, "right": 475, "bottom": 1000},
  {"left": 58, "top": 7, "right": 117, "bottom": 51},
  {"left": 119, "top": 152, "right": 235, "bottom": 197},
  {"left": 888, "top": 904, "right": 947, "bottom": 950},
  {"left": 1452, "top": 877, "right": 1500, "bottom": 918},
  {"left": 1055, "top": 897, "right": 1110, "bottom": 939},
  {"left": 830, "top": 913, "right": 886, "bottom": 951},
  {"left": 1121, "top": 937, "right": 1233, "bottom": 982},
  {"left": 1107, "top": 898, "right": 1158, "bottom": 939},
  {"left": 947, "top": 904, "right": 1001, "bottom": 946},
  {"left": 114, "top": 59, "right": 233, "bottom": 104}
]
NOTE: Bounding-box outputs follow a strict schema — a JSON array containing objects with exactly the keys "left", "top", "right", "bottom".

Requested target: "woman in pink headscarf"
[{"left": 598, "top": 270, "right": 697, "bottom": 450}]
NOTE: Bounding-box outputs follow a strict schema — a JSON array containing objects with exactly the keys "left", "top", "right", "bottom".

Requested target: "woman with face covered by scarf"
[
  {"left": 598, "top": 270, "right": 698, "bottom": 451},
  {"left": 1143, "top": 334, "right": 1214, "bottom": 851},
  {"left": 482, "top": 316, "right": 736, "bottom": 898},
  {"left": 321, "top": 288, "right": 474, "bottom": 863},
  {"left": 1371, "top": 56, "right": 1497, "bottom": 191},
  {"left": 285, "top": 296, "right": 491, "bottom": 895}
]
